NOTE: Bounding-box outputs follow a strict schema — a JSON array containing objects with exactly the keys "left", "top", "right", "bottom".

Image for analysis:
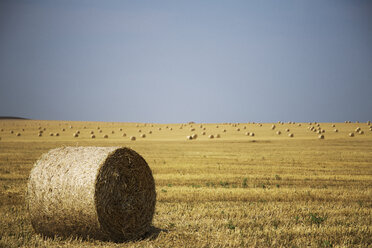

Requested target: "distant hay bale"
[
  {"left": 186, "top": 135, "right": 193, "bottom": 140},
  {"left": 136, "top": 124, "right": 139, "bottom": 127},
  {"left": 141, "top": 134, "right": 146, "bottom": 138},
  {"left": 201, "top": 131, "right": 206, "bottom": 135},
  {"left": 49, "top": 133, "right": 54, "bottom": 136},
  {"left": 236, "top": 128, "right": 240, "bottom": 131},
  {"left": 97, "top": 127, "right": 100, "bottom": 130},
  {"left": 148, "top": 131, "right": 152, "bottom": 134},
  {"left": 90, "top": 131, "right": 94, "bottom": 134},
  {"left": 55, "top": 133, "right": 60, "bottom": 137},
  {"left": 91, "top": 135, "right": 96, "bottom": 139},
  {"left": 190, "top": 128, "right": 195, "bottom": 132},
  {"left": 288, "top": 133, "right": 294, "bottom": 137},
  {"left": 62, "top": 128, "right": 65, "bottom": 132},
  {"left": 245, "top": 132, "right": 250, "bottom": 136},
  {"left": 209, "top": 134, "right": 214, "bottom": 139},
  {"left": 119, "top": 128, "right": 123, "bottom": 131},
  {"left": 69, "top": 126, "right": 73, "bottom": 129},
  {"left": 158, "top": 128, "right": 161, "bottom": 131},
  {"left": 191, "top": 134, "right": 198, "bottom": 139},
  {"left": 216, "top": 134, "right": 221, "bottom": 138},
  {"left": 216, "top": 125, "right": 219, "bottom": 128},
  {"left": 332, "top": 124, "right": 335, "bottom": 127},
  {"left": 250, "top": 132, "right": 255, "bottom": 137},
  {"left": 84, "top": 126, "right": 87, "bottom": 129},
  {"left": 223, "top": 129, "right": 226, "bottom": 133},
  {"left": 321, "top": 129, "right": 325, "bottom": 133},
  {"left": 130, "top": 136, "right": 136, "bottom": 141},
  {"left": 334, "top": 129, "right": 338, "bottom": 132},
  {"left": 138, "top": 129, "right": 142, "bottom": 133},
  {"left": 355, "top": 127, "right": 361, "bottom": 132},
  {"left": 38, "top": 133, "right": 42, "bottom": 137},
  {"left": 73, "top": 133, "right": 78, "bottom": 138},
  {"left": 285, "top": 129, "right": 290, "bottom": 132},
  {"left": 271, "top": 125, "right": 276, "bottom": 130},
  {"left": 298, "top": 123, "right": 301, "bottom": 126},
  {"left": 359, "top": 130, "right": 364, "bottom": 135},
  {"left": 76, "top": 130, "right": 80, "bottom": 134},
  {"left": 122, "top": 133, "right": 127, "bottom": 137},
  {"left": 10, "top": 130, "right": 14, "bottom": 134},
  {"left": 16, "top": 132, "right": 21, "bottom": 136},
  {"left": 103, "top": 134, "right": 108, "bottom": 138},
  {"left": 169, "top": 128, "right": 173, "bottom": 131},
  {"left": 276, "top": 131, "right": 281, "bottom": 135},
  {"left": 26, "top": 147, "right": 156, "bottom": 241},
  {"left": 349, "top": 133, "right": 354, "bottom": 137},
  {"left": 111, "top": 131, "right": 115, "bottom": 134},
  {"left": 99, "top": 130, "right": 103, "bottom": 133},
  {"left": 318, "top": 134, "right": 324, "bottom": 139}
]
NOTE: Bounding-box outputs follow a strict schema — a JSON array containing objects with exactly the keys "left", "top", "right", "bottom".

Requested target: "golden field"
[{"left": 0, "top": 119, "right": 371, "bottom": 248}]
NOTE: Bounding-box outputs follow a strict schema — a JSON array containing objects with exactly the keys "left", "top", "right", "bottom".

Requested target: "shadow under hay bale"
[{"left": 27, "top": 147, "right": 156, "bottom": 242}]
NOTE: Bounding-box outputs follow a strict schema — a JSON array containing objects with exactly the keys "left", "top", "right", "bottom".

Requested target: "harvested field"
[{"left": 0, "top": 119, "right": 371, "bottom": 247}]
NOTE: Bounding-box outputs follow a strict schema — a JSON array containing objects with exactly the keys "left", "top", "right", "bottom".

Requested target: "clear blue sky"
[{"left": 0, "top": 1, "right": 371, "bottom": 123}]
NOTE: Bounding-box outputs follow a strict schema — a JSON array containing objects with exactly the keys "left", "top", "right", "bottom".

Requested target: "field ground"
[{"left": 0, "top": 120, "right": 371, "bottom": 247}]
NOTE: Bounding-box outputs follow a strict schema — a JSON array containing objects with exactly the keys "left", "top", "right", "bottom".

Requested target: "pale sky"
[{"left": 1, "top": 1, "right": 371, "bottom": 123}]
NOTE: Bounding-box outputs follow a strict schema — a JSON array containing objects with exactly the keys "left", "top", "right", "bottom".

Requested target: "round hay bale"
[
  {"left": 103, "top": 134, "right": 108, "bottom": 138},
  {"left": 38, "top": 133, "right": 42, "bottom": 137},
  {"left": 84, "top": 126, "right": 87, "bottom": 129},
  {"left": 138, "top": 129, "right": 142, "bottom": 133},
  {"left": 148, "top": 130, "right": 152, "bottom": 134},
  {"left": 169, "top": 128, "right": 173, "bottom": 131},
  {"left": 223, "top": 129, "right": 226, "bottom": 132},
  {"left": 119, "top": 128, "right": 123, "bottom": 131},
  {"left": 16, "top": 132, "right": 21, "bottom": 136},
  {"left": 62, "top": 128, "right": 65, "bottom": 132},
  {"left": 298, "top": 123, "right": 301, "bottom": 127},
  {"left": 276, "top": 131, "right": 281, "bottom": 135},
  {"left": 349, "top": 132, "right": 354, "bottom": 137},
  {"left": 288, "top": 133, "right": 294, "bottom": 137},
  {"left": 201, "top": 131, "right": 206, "bottom": 135},
  {"left": 90, "top": 131, "right": 94, "bottom": 134},
  {"left": 243, "top": 126, "right": 247, "bottom": 129},
  {"left": 122, "top": 133, "right": 127, "bottom": 137},
  {"left": 69, "top": 125, "right": 73, "bottom": 129},
  {"left": 50, "top": 133, "right": 54, "bottom": 136},
  {"left": 191, "top": 134, "right": 198, "bottom": 139},
  {"left": 355, "top": 127, "right": 361, "bottom": 132},
  {"left": 332, "top": 124, "right": 335, "bottom": 127},
  {"left": 73, "top": 133, "right": 79, "bottom": 138},
  {"left": 111, "top": 131, "right": 115, "bottom": 134},
  {"left": 55, "top": 133, "right": 60, "bottom": 137},
  {"left": 130, "top": 136, "right": 136, "bottom": 141},
  {"left": 97, "top": 126, "right": 100, "bottom": 130},
  {"left": 91, "top": 134, "right": 96, "bottom": 139},
  {"left": 10, "top": 130, "right": 14, "bottom": 134},
  {"left": 99, "top": 130, "right": 103, "bottom": 133},
  {"left": 141, "top": 134, "right": 146, "bottom": 138},
  {"left": 190, "top": 128, "right": 195, "bottom": 132},
  {"left": 285, "top": 129, "right": 290, "bottom": 132},
  {"left": 334, "top": 129, "right": 338, "bottom": 132},
  {"left": 318, "top": 134, "right": 324, "bottom": 139},
  {"left": 245, "top": 132, "right": 250, "bottom": 136},
  {"left": 271, "top": 125, "right": 276, "bottom": 130},
  {"left": 250, "top": 132, "right": 255, "bottom": 137},
  {"left": 76, "top": 130, "right": 80, "bottom": 134},
  {"left": 208, "top": 134, "right": 214, "bottom": 139},
  {"left": 26, "top": 147, "right": 155, "bottom": 241},
  {"left": 236, "top": 128, "right": 240, "bottom": 131},
  {"left": 158, "top": 128, "right": 161, "bottom": 131},
  {"left": 359, "top": 130, "right": 364, "bottom": 135},
  {"left": 216, "top": 134, "right": 221, "bottom": 138},
  {"left": 186, "top": 135, "right": 193, "bottom": 140}
]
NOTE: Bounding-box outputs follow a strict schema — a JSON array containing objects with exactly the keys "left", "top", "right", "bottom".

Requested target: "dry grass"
[{"left": 0, "top": 120, "right": 371, "bottom": 247}]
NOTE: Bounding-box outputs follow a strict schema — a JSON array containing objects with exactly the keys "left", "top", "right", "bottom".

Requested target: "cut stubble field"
[{"left": 0, "top": 120, "right": 371, "bottom": 247}]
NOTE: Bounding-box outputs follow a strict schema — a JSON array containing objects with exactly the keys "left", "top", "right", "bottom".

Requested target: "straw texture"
[{"left": 27, "top": 146, "right": 156, "bottom": 241}]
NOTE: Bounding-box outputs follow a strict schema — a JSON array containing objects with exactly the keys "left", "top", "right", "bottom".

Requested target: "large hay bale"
[{"left": 26, "top": 147, "right": 156, "bottom": 241}]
